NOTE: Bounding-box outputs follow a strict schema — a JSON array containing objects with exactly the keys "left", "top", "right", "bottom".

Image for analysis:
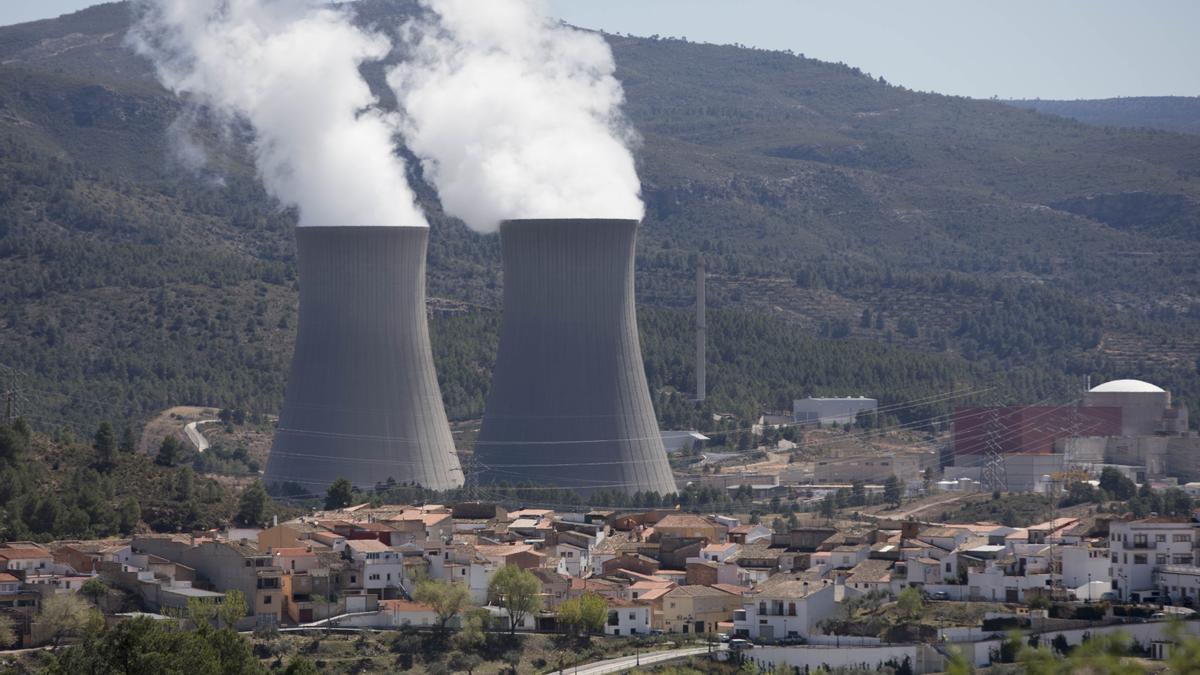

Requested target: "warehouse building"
[{"left": 792, "top": 397, "right": 877, "bottom": 425}]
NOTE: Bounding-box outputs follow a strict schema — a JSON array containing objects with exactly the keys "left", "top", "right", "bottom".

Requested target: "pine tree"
[
  {"left": 325, "top": 477, "right": 354, "bottom": 510},
  {"left": 119, "top": 426, "right": 136, "bottom": 453},
  {"left": 93, "top": 422, "right": 116, "bottom": 467},
  {"left": 237, "top": 482, "right": 269, "bottom": 527},
  {"left": 884, "top": 475, "right": 903, "bottom": 508}
]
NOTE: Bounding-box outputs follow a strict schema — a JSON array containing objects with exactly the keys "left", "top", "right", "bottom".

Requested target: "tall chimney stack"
[{"left": 696, "top": 257, "right": 706, "bottom": 402}]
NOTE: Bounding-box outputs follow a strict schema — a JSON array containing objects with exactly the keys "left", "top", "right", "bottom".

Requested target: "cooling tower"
[
  {"left": 473, "top": 218, "right": 676, "bottom": 496},
  {"left": 264, "top": 226, "right": 463, "bottom": 493}
]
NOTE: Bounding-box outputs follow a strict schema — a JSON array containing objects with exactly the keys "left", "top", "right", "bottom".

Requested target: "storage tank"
[
  {"left": 264, "top": 226, "right": 463, "bottom": 493},
  {"left": 473, "top": 218, "right": 676, "bottom": 496},
  {"left": 1084, "top": 379, "right": 1171, "bottom": 437}
]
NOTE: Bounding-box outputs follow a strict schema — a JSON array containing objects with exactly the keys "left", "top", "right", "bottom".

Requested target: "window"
[
  {"left": 1174, "top": 534, "right": 1192, "bottom": 543},
  {"left": 1175, "top": 555, "right": 1193, "bottom": 565},
  {"left": 629, "top": 612, "right": 636, "bottom": 620},
  {"left": 1157, "top": 534, "right": 1167, "bottom": 543},
  {"left": 1111, "top": 554, "right": 1118, "bottom": 563},
  {"left": 264, "top": 596, "right": 272, "bottom": 605},
  {"left": 1134, "top": 555, "right": 1147, "bottom": 565},
  {"left": 350, "top": 575, "right": 357, "bottom": 583},
  {"left": 946, "top": 563, "right": 952, "bottom": 572},
  {"left": 1134, "top": 535, "right": 1148, "bottom": 546},
  {"left": 1158, "top": 555, "right": 1169, "bottom": 565}
]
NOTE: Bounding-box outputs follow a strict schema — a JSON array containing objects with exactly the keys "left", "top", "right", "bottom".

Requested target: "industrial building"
[
  {"left": 264, "top": 227, "right": 463, "bottom": 493},
  {"left": 473, "top": 219, "right": 676, "bottom": 496},
  {"left": 1084, "top": 379, "right": 1187, "bottom": 436},
  {"left": 812, "top": 451, "right": 936, "bottom": 489},
  {"left": 952, "top": 379, "right": 1199, "bottom": 488},
  {"left": 792, "top": 397, "right": 877, "bottom": 425},
  {"left": 951, "top": 405, "right": 1120, "bottom": 464}
]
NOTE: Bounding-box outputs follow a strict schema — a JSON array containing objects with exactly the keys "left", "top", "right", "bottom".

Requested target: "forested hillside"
[
  {"left": 1007, "top": 97, "right": 1200, "bottom": 136},
  {"left": 0, "top": 1, "right": 1197, "bottom": 437}
]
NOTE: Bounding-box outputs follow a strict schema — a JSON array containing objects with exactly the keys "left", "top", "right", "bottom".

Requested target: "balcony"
[{"left": 1124, "top": 541, "right": 1151, "bottom": 550}]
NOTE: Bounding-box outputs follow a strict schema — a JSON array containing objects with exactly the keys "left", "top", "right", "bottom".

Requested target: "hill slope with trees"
[
  {"left": 1006, "top": 96, "right": 1200, "bottom": 135},
  {"left": 0, "top": 1, "right": 1196, "bottom": 437}
]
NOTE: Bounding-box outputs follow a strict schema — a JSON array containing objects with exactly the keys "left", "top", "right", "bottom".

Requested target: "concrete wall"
[
  {"left": 1167, "top": 436, "right": 1200, "bottom": 481},
  {"left": 1003, "top": 454, "right": 1066, "bottom": 492},
  {"left": 745, "top": 644, "right": 942, "bottom": 675},
  {"left": 1085, "top": 390, "right": 1170, "bottom": 437},
  {"left": 964, "top": 619, "right": 1200, "bottom": 667},
  {"left": 1060, "top": 545, "right": 1111, "bottom": 588}
]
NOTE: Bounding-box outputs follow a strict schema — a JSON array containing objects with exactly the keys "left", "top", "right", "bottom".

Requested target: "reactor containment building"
[
  {"left": 264, "top": 226, "right": 463, "bottom": 493},
  {"left": 473, "top": 218, "right": 676, "bottom": 496}
]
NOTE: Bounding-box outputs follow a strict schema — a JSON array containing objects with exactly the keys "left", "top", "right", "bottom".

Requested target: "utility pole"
[{"left": 695, "top": 257, "right": 706, "bottom": 402}]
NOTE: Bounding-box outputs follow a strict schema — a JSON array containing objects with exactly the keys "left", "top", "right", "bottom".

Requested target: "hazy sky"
[{"left": 3, "top": 0, "right": 1197, "bottom": 99}]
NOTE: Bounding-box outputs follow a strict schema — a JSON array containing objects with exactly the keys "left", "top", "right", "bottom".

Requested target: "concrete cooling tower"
[
  {"left": 473, "top": 218, "right": 676, "bottom": 496},
  {"left": 264, "top": 226, "right": 463, "bottom": 493}
]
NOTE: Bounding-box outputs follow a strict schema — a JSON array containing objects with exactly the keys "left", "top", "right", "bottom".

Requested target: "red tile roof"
[
  {"left": 710, "top": 583, "right": 748, "bottom": 596},
  {"left": 346, "top": 540, "right": 392, "bottom": 553},
  {"left": 0, "top": 547, "right": 51, "bottom": 559}
]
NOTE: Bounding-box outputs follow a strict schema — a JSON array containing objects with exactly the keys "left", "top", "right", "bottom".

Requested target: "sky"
[{"left": 2, "top": 0, "right": 1198, "bottom": 100}]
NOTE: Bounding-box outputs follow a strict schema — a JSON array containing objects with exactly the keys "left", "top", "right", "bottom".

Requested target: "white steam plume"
[
  {"left": 129, "top": 0, "right": 427, "bottom": 228},
  {"left": 388, "top": 0, "right": 644, "bottom": 233}
]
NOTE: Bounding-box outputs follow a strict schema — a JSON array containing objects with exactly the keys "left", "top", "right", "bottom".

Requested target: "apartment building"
[
  {"left": 1108, "top": 518, "right": 1196, "bottom": 601},
  {"left": 733, "top": 576, "right": 837, "bottom": 641}
]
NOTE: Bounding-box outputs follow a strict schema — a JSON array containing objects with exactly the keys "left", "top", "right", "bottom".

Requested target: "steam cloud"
[
  {"left": 129, "top": 0, "right": 427, "bottom": 228},
  {"left": 388, "top": 0, "right": 644, "bottom": 233}
]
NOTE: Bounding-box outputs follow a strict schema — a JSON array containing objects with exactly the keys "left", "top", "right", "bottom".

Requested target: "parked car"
[
  {"left": 929, "top": 591, "right": 950, "bottom": 601},
  {"left": 1150, "top": 612, "right": 1167, "bottom": 621},
  {"left": 729, "top": 639, "right": 753, "bottom": 651},
  {"left": 718, "top": 633, "right": 731, "bottom": 643},
  {"left": 1099, "top": 591, "right": 1118, "bottom": 602}
]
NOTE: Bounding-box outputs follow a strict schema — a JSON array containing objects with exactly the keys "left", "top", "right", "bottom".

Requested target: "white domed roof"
[{"left": 1088, "top": 379, "right": 1165, "bottom": 394}]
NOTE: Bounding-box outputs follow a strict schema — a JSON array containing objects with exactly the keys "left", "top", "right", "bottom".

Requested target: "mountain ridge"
[{"left": 1006, "top": 96, "right": 1200, "bottom": 136}]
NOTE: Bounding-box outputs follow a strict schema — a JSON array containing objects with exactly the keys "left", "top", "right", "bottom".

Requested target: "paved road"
[
  {"left": 571, "top": 644, "right": 724, "bottom": 675},
  {"left": 184, "top": 419, "right": 218, "bottom": 453}
]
